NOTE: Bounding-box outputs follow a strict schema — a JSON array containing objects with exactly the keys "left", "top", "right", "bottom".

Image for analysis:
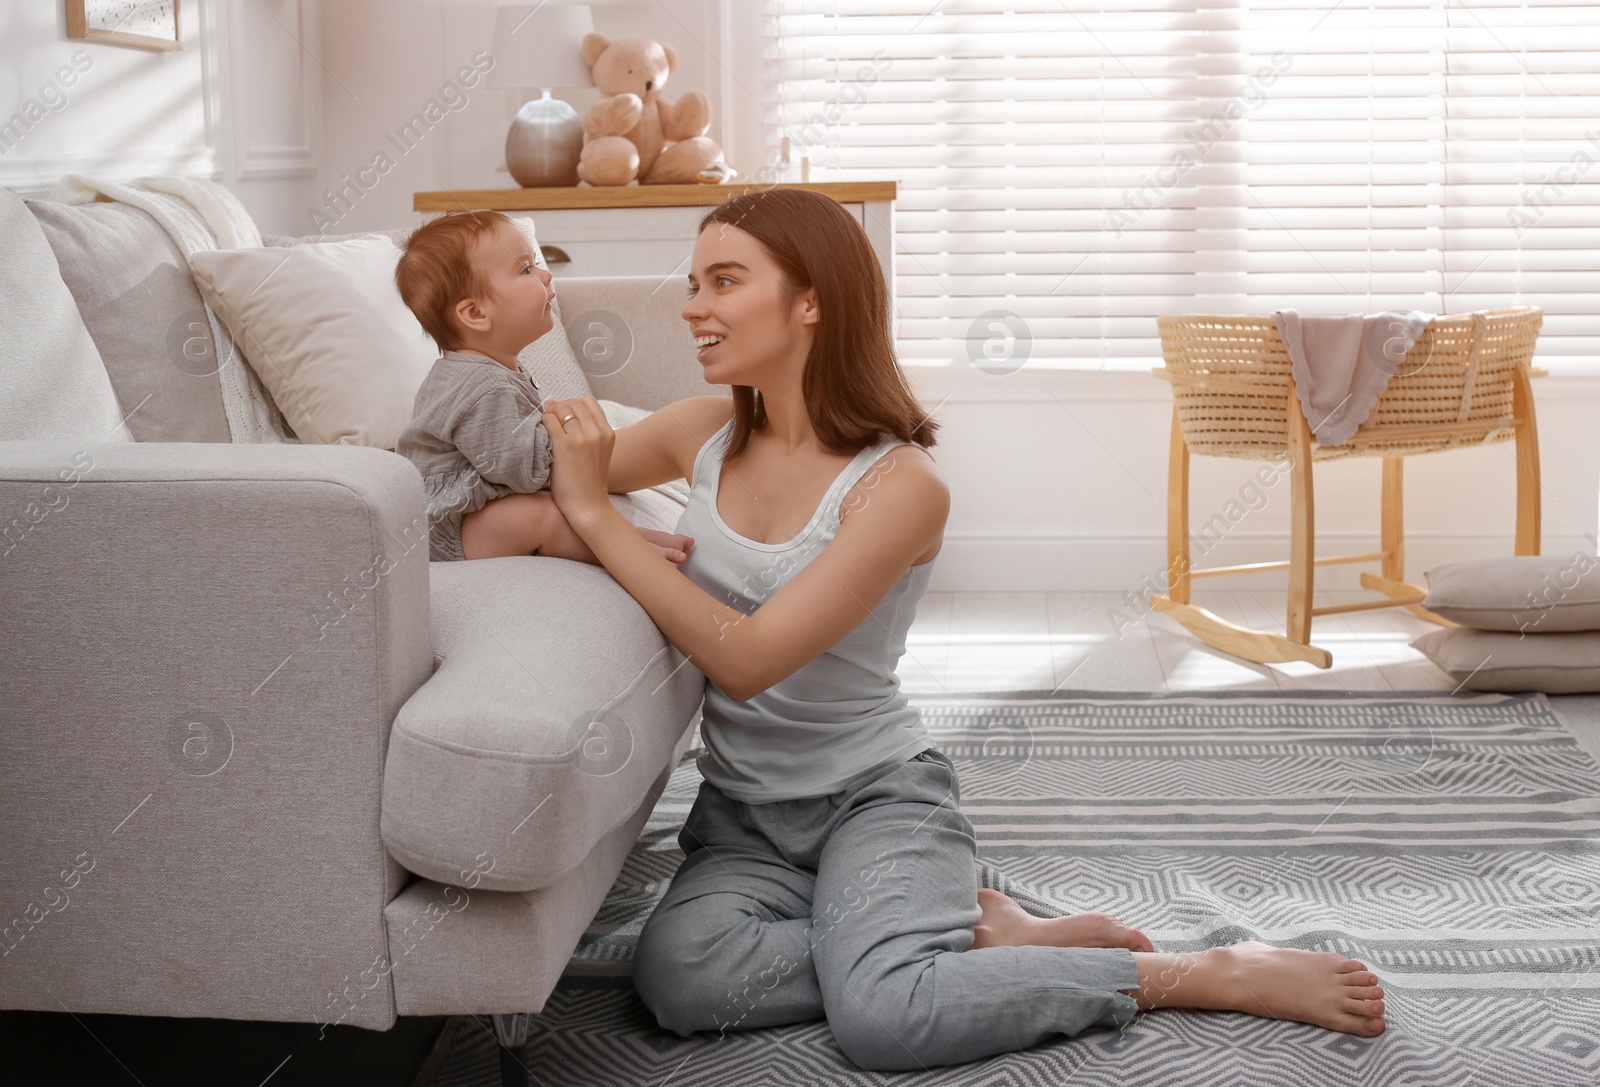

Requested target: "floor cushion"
[
  {"left": 1412, "top": 626, "right": 1600, "bottom": 693},
  {"left": 1422, "top": 554, "right": 1600, "bottom": 634}
]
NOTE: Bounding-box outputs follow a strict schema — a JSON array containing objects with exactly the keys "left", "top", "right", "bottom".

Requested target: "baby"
[{"left": 394, "top": 210, "right": 693, "bottom": 565}]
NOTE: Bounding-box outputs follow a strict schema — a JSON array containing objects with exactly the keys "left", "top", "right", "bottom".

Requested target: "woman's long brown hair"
[{"left": 698, "top": 188, "right": 940, "bottom": 461}]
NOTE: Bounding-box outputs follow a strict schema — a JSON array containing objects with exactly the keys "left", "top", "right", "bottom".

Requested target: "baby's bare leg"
[
  {"left": 459, "top": 492, "right": 692, "bottom": 564},
  {"left": 460, "top": 492, "right": 598, "bottom": 562}
]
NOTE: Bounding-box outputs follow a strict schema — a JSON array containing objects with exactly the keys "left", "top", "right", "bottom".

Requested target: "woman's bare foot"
[
  {"left": 969, "top": 887, "right": 1155, "bottom": 953},
  {"left": 1133, "top": 941, "right": 1386, "bottom": 1037},
  {"left": 638, "top": 528, "right": 694, "bottom": 564}
]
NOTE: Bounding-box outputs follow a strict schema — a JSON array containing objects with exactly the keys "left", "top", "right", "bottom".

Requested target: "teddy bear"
[{"left": 577, "top": 32, "right": 731, "bottom": 186}]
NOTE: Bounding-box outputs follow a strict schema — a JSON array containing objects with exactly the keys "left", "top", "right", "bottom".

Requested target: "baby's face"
[{"left": 470, "top": 221, "right": 556, "bottom": 350}]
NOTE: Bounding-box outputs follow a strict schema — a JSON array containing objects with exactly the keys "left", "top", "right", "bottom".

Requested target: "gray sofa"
[{"left": 0, "top": 187, "right": 717, "bottom": 1074}]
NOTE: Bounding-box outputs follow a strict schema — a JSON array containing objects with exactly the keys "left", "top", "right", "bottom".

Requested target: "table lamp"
[{"left": 489, "top": 4, "right": 596, "bottom": 187}]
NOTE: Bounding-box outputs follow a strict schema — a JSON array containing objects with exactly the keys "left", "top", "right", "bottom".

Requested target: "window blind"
[{"left": 762, "top": 0, "right": 1600, "bottom": 370}]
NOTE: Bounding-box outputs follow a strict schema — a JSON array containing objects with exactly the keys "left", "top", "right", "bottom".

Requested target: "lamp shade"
[{"left": 488, "top": 5, "right": 596, "bottom": 90}]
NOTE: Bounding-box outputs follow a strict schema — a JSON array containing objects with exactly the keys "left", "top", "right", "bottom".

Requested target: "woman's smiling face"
[{"left": 681, "top": 221, "right": 817, "bottom": 384}]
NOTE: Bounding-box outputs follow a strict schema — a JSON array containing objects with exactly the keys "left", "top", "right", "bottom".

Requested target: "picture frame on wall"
[{"left": 66, "top": 0, "right": 182, "bottom": 52}]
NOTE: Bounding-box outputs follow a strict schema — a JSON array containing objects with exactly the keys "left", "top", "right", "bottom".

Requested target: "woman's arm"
[
  {"left": 605, "top": 396, "right": 735, "bottom": 494},
  {"left": 567, "top": 445, "right": 947, "bottom": 701}
]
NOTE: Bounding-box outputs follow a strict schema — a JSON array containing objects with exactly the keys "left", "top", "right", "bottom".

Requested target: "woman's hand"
[{"left": 540, "top": 395, "right": 615, "bottom": 523}]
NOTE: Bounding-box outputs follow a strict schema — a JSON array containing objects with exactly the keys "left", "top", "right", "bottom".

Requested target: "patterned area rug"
[{"left": 417, "top": 690, "right": 1600, "bottom": 1087}]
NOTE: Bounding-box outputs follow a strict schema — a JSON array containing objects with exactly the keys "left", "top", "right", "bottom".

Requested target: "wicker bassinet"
[{"left": 1155, "top": 307, "right": 1543, "bottom": 461}]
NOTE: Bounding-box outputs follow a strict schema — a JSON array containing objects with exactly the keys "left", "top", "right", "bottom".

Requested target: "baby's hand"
[{"left": 638, "top": 527, "right": 694, "bottom": 564}]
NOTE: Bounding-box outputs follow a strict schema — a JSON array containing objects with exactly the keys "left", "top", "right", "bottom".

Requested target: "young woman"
[{"left": 538, "top": 188, "right": 1387, "bottom": 1072}]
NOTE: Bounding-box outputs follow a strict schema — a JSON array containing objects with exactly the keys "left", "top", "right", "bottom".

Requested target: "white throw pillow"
[
  {"left": 0, "top": 188, "right": 132, "bottom": 442},
  {"left": 188, "top": 236, "right": 437, "bottom": 449}
]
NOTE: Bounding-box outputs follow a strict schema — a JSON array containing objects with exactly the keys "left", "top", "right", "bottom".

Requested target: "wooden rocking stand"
[{"left": 1148, "top": 307, "right": 1545, "bottom": 669}]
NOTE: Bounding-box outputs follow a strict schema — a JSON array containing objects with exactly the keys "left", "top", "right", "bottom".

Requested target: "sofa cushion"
[
  {"left": 556, "top": 275, "right": 709, "bottom": 410},
  {"left": 380, "top": 487, "right": 703, "bottom": 893},
  {"left": 384, "top": 742, "right": 691, "bottom": 1017},
  {"left": 601, "top": 398, "right": 690, "bottom": 505},
  {"left": 0, "top": 188, "right": 131, "bottom": 442},
  {"left": 1411, "top": 627, "right": 1600, "bottom": 693},
  {"left": 505, "top": 216, "right": 594, "bottom": 405},
  {"left": 1422, "top": 554, "right": 1600, "bottom": 634},
  {"left": 188, "top": 235, "right": 439, "bottom": 449},
  {"left": 27, "top": 197, "right": 232, "bottom": 443}
]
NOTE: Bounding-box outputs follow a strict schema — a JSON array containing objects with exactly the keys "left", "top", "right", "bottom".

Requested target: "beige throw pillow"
[
  {"left": 187, "top": 236, "right": 437, "bottom": 449},
  {"left": 1411, "top": 627, "right": 1600, "bottom": 694},
  {"left": 1422, "top": 554, "right": 1600, "bottom": 634}
]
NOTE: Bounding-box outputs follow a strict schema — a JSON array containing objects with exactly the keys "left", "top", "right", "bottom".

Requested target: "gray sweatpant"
[{"left": 631, "top": 747, "right": 1143, "bottom": 1072}]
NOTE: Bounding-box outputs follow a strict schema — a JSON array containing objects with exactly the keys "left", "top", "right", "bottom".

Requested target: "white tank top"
[{"left": 673, "top": 419, "right": 939, "bottom": 803}]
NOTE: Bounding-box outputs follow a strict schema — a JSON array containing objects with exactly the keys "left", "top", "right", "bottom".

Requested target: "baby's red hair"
[{"left": 395, "top": 210, "right": 513, "bottom": 351}]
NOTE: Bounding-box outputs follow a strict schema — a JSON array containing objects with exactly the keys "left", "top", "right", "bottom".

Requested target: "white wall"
[
  {"left": 0, "top": 0, "right": 322, "bottom": 234},
  {"left": 312, "top": 0, "right": 721, "bottom": 237}
]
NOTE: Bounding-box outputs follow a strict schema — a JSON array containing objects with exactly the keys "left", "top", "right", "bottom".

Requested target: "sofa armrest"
[
  {"left": 0, "top": 440, "right": 432, "bottom": 1030},
  {"left": 558, "top": 275, "right": 711, "bottom": 410}
]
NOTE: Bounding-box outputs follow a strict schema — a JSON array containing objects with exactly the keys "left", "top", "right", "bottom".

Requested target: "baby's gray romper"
[{"left": 394, "top": 349, "right": 553, "bottom": 562}]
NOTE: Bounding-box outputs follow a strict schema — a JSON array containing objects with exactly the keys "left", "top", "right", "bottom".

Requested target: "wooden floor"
[{"left": 899, "top": 589, "right": 1600, "bottom": 764}]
